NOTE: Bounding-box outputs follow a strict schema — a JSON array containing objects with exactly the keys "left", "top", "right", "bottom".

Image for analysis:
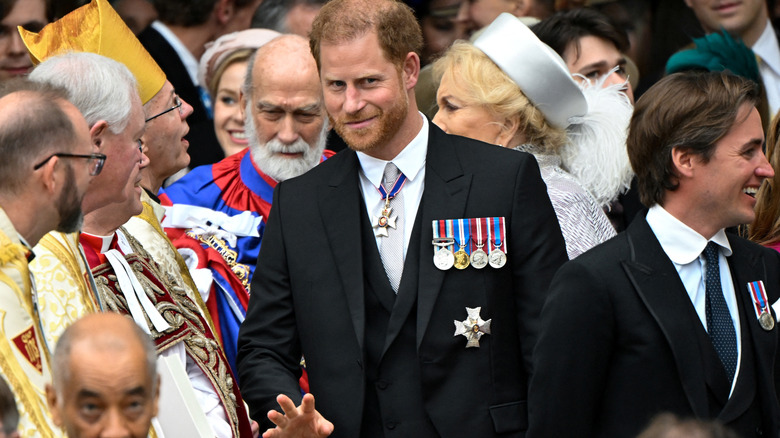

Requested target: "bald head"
[
  {"left": 242, "top": 34, "right": 318, "bottom": 97},
  {"left": 237, "top": 33, "right": 327, "bottom": 182},
  {"left": 51, "top": 313, "right": 157, "bottom": 393},
  {"left": 48, "top": 313, "right": 159, "bottom": 438}
]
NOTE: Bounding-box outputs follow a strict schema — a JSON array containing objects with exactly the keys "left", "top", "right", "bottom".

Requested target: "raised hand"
[{"left": 263, "top": 393, "right": 334, "bottom": 438}]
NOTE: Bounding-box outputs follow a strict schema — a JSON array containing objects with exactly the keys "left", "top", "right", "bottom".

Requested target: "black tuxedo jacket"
[
  {"left": 528, "top": 213, "right": 780, "bottom": 438},
  {"left": 237, "top": 123, "right": 568, "bottom": 437},
  {"left": 138, "top": 25, "right": 224, "bottom": 168}
]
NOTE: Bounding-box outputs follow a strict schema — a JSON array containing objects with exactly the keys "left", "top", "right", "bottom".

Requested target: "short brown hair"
[
  {"left": 309, "top": 0, "right": 423, "bottom": 70},
  {"left": 628, "top": 71, "right": 759, "bottom": 207}
]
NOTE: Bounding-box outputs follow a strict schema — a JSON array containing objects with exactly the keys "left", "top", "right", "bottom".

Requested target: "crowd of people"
[{"left": 1, "top": 0, "right": 780, "bottom": 437}]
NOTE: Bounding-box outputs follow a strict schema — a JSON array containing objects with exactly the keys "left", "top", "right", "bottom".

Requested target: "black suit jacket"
[
  {"left": 528, "top": 213, "right": 780, "bottom": 438},
  {"left": 237, "top": 123, "right": 568, "bottom": 437},
  {"left": 138, "top": 25, "right": 224, "bottom": 168}
]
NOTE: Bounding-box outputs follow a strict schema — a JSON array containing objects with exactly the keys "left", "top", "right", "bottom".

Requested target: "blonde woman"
[{"left": 432, "top": 14, "right": 631, "bottom": 258}]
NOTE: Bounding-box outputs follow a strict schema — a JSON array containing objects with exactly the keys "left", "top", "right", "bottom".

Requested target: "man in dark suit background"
[
  {"left": 138, "top": 0, "right": 261, "bottom": 168},
  {"left": 528, "top": 71, "right": 780, "bottom": 438},
  {"left": 236, "top": 0, "right": 568, "bottom": 436}
]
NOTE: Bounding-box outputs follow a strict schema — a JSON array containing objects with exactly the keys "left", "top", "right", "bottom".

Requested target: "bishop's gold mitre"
[{"left": 19, "top": 0, "right": 165, "bottom": 104}]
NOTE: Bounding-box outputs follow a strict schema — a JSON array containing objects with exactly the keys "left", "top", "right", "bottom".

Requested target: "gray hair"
[
  {"left": 242, "top": 49, "right": 259, "bottom": 98},
  {"left": 251, "top": 0, "right": 327, "bottom": 32},
  {"left": 29, "top": 52, "right": 138, "bottom": 134},
  {"left": 51, "top": 316, "right": 158, "bottom": 398}
]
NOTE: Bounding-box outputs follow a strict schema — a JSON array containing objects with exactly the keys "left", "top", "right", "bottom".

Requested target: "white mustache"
[{"left": 264, "top": 138, "right": 310, "bottom": 155}]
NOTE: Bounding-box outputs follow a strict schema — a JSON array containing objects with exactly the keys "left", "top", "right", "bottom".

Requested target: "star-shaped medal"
[
  {"left": 454, "top": 307, "right": 492, "bottom": 348},
  {"left": 372, "top": 207, "right": 397, "bottom": 237}
]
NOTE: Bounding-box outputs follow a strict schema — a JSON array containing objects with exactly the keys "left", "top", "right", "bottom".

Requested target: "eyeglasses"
[
  {"left": 145, "top": 95, "right": 184, "bottom": 122},
  {"left": 33, "top": 153, "right": 107, "bottom": 176}
]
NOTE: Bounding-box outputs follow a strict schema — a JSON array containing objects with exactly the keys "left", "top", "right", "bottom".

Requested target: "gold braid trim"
[
  {"left": 122, "top": 231, "right": 243, "bottom": 436},
  {"left": 185, "top": 230, "right": 252, "bottom": 293},
  {"left": 135, "top": 199, "right": 218, "bottom": 338},
  {"left": 0, "top": 310, "right": 57, "bottom": 437},
  {"left": 92, "top": 230, "right": 244, "bottom": 436}
]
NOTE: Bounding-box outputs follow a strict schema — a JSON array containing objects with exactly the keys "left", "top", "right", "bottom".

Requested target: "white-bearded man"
[{"left": 160, "top": 34, "right": 332, "bottom": 376}]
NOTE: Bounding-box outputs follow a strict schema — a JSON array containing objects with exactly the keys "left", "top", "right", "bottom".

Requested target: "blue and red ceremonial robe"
[{"left": 160, "top": 147, "right": 333, "bottom": 379}]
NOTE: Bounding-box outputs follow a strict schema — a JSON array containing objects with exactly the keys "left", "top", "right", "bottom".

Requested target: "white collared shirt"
[
  {"left": 151, "top": 21, "right": 201, "bottom": 87},
  {"left": 357, "top": 113, "right": 428, "bottom": 259},
  {"left": 646, "top": 205, "right": 741, "bottom": 394},
  {"left": 752, "top": 20, "right": 780, "bottom": 116}
]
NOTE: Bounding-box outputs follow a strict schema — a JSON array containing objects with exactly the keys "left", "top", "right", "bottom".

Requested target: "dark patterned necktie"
[{"left": 703, "top": 241, "right": 738, "bottom": 383}]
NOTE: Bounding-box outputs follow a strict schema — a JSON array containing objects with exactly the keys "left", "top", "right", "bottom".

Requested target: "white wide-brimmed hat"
[{"left": 473, "top": 13, "right": 588, "bottom": 129}]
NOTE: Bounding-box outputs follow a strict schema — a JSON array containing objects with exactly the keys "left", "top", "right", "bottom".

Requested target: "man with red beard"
[
  {"left": 160, "top": 34, "right": 332, "bottom": 375},
  {"left": 236, "top": 0, "right": 567, "bottom": 436}
]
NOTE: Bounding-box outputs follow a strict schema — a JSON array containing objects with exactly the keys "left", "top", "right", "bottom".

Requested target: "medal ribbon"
[
  {"left": 491, "top": 217, "right": 505, "bottom": 251},
  {"left": 445, "top": 220, "right": 454, "bottom": 251},
  {"left": 456, "top": 219, "right": 470, "bottom": 252},
  {"left": 470, "top": 218, "right": 484, "bottom": 249},
  {"left": 376, "top": 173, "right": 408, "bottom": 202},
  {"left": 748, "top": 281, "right": 770, "bottom": 318},
  {"left": 433, "top": 220, "right": 454, "bottom": 252}
]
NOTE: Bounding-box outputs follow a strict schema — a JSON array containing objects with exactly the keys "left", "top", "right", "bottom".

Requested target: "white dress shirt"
[
  {"left": 752, "top": 20, "right": 780, "bottom": 116},
  {"left": 357, "top": 113, "right": 428, "bottom": 260},
  {"left": 646, "top": 205, "right": 741, "bottom": 395}
]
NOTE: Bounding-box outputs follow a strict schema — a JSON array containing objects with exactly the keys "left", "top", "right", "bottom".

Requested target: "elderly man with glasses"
[
  {"left": 0, "top": 78, "right": 95, "bottom": 437},
  {"left": 21, "top": 1, "right": 256, "bottom": 436}
]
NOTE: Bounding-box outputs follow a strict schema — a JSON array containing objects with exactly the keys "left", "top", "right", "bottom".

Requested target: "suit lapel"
[
  {"left": 721, "top": 237, "right": 778, "bottom": 423},
  {"left": 416, "top": 126, "right": 473, "bottom": 349},
  {"left": 621, "top": 217, "right": 709, "bottom": 418},
  {"left": 318, "top": 151, "right": 366, "bottom": 351}
]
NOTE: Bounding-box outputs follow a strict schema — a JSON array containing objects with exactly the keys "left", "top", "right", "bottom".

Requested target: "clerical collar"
[{"left": 80, "top": 232, "right": 118, "bottom": 254}]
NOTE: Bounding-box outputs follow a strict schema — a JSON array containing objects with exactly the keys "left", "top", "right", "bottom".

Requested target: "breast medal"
[
  {"left": 454, "top": 306, "right": 492, "bottom": 348},
  {"left": 434, "top": 247, "right": 455, "bottom": 270},
  {"left": 453, "top": 219, "right": 470, "bottom": 270},
  {"left": 470, "top": 218, "right": 488, "bottom": 269},
  {"left": 747, "top": 281, "right": 775, "bottom": 332},
  {"left": 760, "top": 312, "right": 775, "bottom": 331},
  {"left": 432, "top": 220, "right": 455, "bottom": 271},
  {"left": 487, "top": 217, "right": 507, "bottom": 269}
]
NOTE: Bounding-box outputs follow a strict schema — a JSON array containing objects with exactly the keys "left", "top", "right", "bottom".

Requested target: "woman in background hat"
[
  {"left": 432, "top": 13, "right": 630, "bottom": 258},
  {"left": 199, "top": 28, "right": 281, "bottom": 157}
]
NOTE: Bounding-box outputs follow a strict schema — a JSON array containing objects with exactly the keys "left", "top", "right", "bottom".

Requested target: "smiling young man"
[
  {"left": 528, "top": 71, "right": 780, "bottom": 438},
  {"left": 533, "top": 7, "right": 634, "bottom": 102},
  {"left": 236, "top": 0, "right": 567, "bottom": 436}
]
